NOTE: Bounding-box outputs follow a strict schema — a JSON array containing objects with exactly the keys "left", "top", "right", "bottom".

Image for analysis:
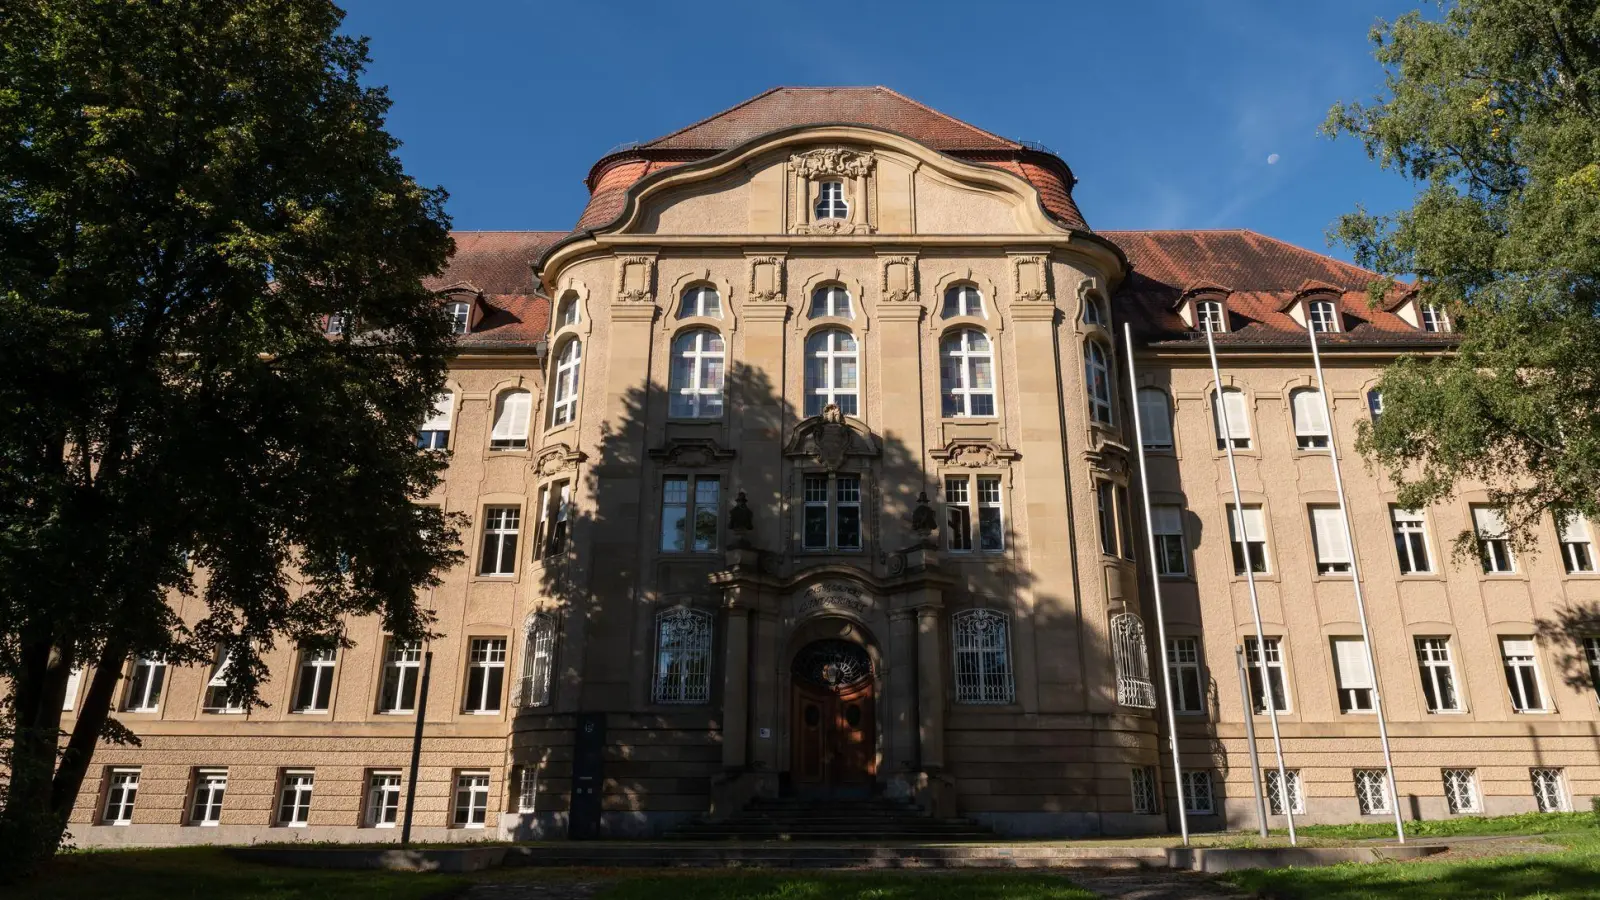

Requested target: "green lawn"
[
  {"left": 1283, "top": 810, "right": 1598, "bottom": 841},
  {"left": 596, "top": 871, "right": 1098, "bottom": 900},
  {"left": 1223, "top": 831, "right": 1600, "bottom": 900}
]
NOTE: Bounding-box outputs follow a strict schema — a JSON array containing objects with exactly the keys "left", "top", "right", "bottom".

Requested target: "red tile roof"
[{"left": 427, "top": 231, "right": 565, "bottom": 348}]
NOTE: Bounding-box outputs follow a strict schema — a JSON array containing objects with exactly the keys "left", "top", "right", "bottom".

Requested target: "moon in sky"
[{"left": 1267, "top": 153, "right": 1280, "bottom": 165}]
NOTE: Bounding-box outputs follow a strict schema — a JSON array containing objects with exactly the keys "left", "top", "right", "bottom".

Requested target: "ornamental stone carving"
[
  {"left": 534, "top": 443, "right": 587, "bottom": 477},
  {"left": 1011, "top": 254, "right": 1051, "bottom": 303},
  {"left": 746, "top": 255, "right": 786, "bottom": 303},
  {"left": 930, "top": 439, "right": 1021, "bottom": 469},
  {"left": 614, "top": 255, "right": 656, "bottom": 304},
  {"left": 647, "top": 437, "right": 737, "bottom": 468},
  {"left": 879, "top": 255, "right": 917, "bottom": 303},
  {"left": 789, "top": 147, "right": 876, "bottom": 179}
]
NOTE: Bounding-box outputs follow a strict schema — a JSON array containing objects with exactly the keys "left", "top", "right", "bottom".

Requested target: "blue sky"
[{"left": 342, "top": 0, "right": 1422, "bottom": 260}]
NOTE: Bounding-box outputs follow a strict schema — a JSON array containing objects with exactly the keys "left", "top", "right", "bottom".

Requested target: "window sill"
[
  {"left": 1174, "top": 711, "right": 1209, "bottom": 719},
  {"left": 1479, "top": 572, "right": 1529, "bottom": 582},
  {"left": 464, "top": 710, "right": 502, "bottom": 717},
  {"left": 1291, "top": 447, "right": 1332, "bottom": 459},
  {"left": 1426, "top": 709, "right": 1470, "bottom": 715},
  {"left": 1231, "top": 573, "right": 1279, "bottom": 584},
  {"left": 1397, "top": 572, "right": 1446, "bottom": 583},
  {"left": 941, "top": 416, "right": 1000, "bottom": 423},
  {"left": 1512, "top": 709, "right": 1556, "bottom": 715},
  {"left": 665, "top": 417, "right": 724, "bottom": 425},
  {"left": 542, "top": 422, "right": 576, "bottom": 440},
  {"left": 486, "top": 447, "right": 530, "bottom": 456},
  {"left": 377, "top": 710, "right": 417, "bottom": 717},
  {"left": 1212, "top": 448, "right": 1258, "bottom": 458},
  {"left": 1559, "top": 571, "right": 1600, "bottom": 580},
  {"left": 1158, "top": 573, "right": 1195, "bottom": 583},
  {"left": 471, "top": 573, "right": 520, "bottom": 584},
  {"left": 289, "top": 710, "right": 329, "bottom": 716}
]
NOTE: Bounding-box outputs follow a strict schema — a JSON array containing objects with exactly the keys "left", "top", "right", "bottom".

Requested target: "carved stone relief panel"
[
  {"left": 747, "top": 255, "right": 787, "bottom": 304},
  {"left": 615, "top": 255, "right": 656, "bottom": 304},
  {"left": 1010, "top": 254, "right": 1051, "bottom": 304},
  {"left": 878, "top": 255, "right": 918, "bottom": 304},
  {"left": 790, "top": 147, "right": 877, "bottom": 236}
]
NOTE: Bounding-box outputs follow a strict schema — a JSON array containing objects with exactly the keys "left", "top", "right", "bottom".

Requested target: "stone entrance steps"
[
  {"left": 504, "top": 844, "right": 1170, "bottom": 869},
  {"left": 664, "top": 796, "right": 997, "bottom": 843}
]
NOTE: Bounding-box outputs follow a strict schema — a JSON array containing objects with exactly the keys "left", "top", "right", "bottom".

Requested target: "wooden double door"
[{"left": 789, "top": 640, "right": 875, "bottom": 798}]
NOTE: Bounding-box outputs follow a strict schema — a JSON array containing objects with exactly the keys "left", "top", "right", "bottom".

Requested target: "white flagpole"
[
  {"left": 1205, "top": 327, "right": 1297, "bottom": 845},
  {"left": 1307, "top": 326, "right": 1406, "bottom": 843},
  {"left": 1123, "top": 323, "right": 1190, "bottom": 846}
]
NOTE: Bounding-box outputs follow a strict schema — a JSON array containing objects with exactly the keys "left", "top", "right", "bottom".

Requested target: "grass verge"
[{"left": 595, "top": 871, "right": 1099, "bottom": 899}]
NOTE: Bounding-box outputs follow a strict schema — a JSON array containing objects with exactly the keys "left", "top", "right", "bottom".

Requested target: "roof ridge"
[{"left": 639, "top": 86, "right": 786, "bottom": 149}]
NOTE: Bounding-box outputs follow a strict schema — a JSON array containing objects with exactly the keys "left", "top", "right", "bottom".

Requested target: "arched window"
[
  {"left": 940, "top": 329, "right": 995, "bottom": 418},
  {"left": 952, "top": 609, "right": 1014, "bottom": 704},
  {"left": 1083, "top": 293, "right": 1107, "bottom": 327},
  {"left": 1085, "top": 340, "right": 1114, "bottom": 425},
  {"left": 1111, "top": 613, "right": 1156, "bottom": 709},
  {"left": 942, "top": 284, "right": 985, "bottom": 318},
  {"left": 1196, "top": 300, "right": 1226, "bottom": 333},
  {"left": 489, "top": 389, "right": 532, "bottom": 450},
  {"left": 1211, "top": 387, "right": 1251, "bottom": 450},
  {"left": 556, "top": 292, "right": 579, "bottom": 329},
  {"left": 810, "top": 285, "right": 853, "bottom": 319},
  {"left": 652, "top": 607, "right": 713, "bottom": 704},
  {"left": 519, "top": 613, "right": 557, "bottom": 708},
  {"left": 549, "top": 339, "right": 582, "bottom": 427},
  {"left": 804, "top": 329, "right": 859, "bottom": 417},
  {"left": 814, "top": 181, "right": 848, "bottom": 219},
  {"left": 668, "top": 329, "right": 725, "bottom": 419},
  {"left": 678, "top": 285, "right": 721, "bottom": 319},
  {"left": 1309, "top": 299, "right": 1340, "bottom": 333},
  {"left": 1290, "top": 388, "right": 1329, "bottom": 449},
  {"left": 446, "top": 300, "right": 472, "bottom": 335},
  {"left": 1135, "top": 388, "right": 1173, "bottom": 451}
]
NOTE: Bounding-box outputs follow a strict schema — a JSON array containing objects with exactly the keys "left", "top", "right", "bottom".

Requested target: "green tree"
[
  {"left": 1327, "top": 0, "right": 1600, "bottom": 558},
  {"left": 0, "top": 0, "right": 462, "bottom": 875}
]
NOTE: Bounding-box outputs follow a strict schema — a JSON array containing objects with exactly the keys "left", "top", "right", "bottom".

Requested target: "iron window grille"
[
  {"left": 1181, "top": 771, "right": 1213, "bottom": 814},
  {"left": 1111, "top": 613, "right": 1157, "bottom": 709},
  {"left": 952, "top": 609, "right": 1015, "bottom": 705},
  {"left": 1131, "top": 766, "right": 1158, "bottom": 815},
  {"left": 519, "top": 613, "right": 557, "bottom": 708},
  {"left": 1443, "top": 768, "right": 1480, "bottom": 814},
  {"left": 1266, "top": 768, "right": 1304, "bottom": 815},
  {"left": 652, "top": 607, "right": 713, "bottom": 704},
  {"left": 1531, "top": 768, "right": 1568, "bottom": 812},
  {"left": 1355, "top": 768, "right": 1390, "bottom": 815}
]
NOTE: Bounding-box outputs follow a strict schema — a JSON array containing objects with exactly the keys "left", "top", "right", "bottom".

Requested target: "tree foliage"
[
  {"left": 0, "top": 0, "right": 462, "bottom": 875},
  {"left": 1328, "top": 0, "right": 1600, "bottom": 557}
]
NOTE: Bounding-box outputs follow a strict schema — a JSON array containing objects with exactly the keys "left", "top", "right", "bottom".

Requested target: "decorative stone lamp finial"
[
  {"left": 728, "top": 490, "right": 754, "bottom": 549},
  {"left": 910, "top": 490, "right": 938, "bottom": 548}
]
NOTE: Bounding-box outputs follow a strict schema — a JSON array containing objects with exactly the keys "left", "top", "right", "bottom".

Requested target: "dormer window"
[
  {"left": 1309, "top": 300, "right": 1339, "bottom": 333},
  {"left": 446, "top": 301, "right": 471, "bottom": 335},
  {"left": 814, "top": 181, "right": 848, "bottom": 219},
  {"left": 1196, "top": 300, "right": 1226, "bottom": 333},
  {"left": 326, "top": 313, "right": 347, "bottom": 336},
  {"left": 1422, "top": 304, "right": 1450, "bottom": 332}
]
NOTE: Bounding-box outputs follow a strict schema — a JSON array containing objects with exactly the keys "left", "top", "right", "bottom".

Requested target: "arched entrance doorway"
[{"left": 790, "top": 639, "right": 876, "bottom": 798}]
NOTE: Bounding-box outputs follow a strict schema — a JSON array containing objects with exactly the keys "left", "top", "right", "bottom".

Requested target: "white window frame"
[
  {"left": 940, "top": 328, "right": 996, "bottom": 418},
  {"left": 556, "top": 293, "right": 580, "bottom": 328},
  {"left": 1473, "top": 506, "right": 1515, "bottom": 573},
  {"left": 479, "top": 505, "right": 521, "bottom": 576},
  {"left": 943, "top": 284, "right": 986, "bottom": 319},
  {"left": 489, "top": 390, "right": 531, "bottom": 450},
  {"left": 190, "top": 768, "right": 227, "bottom": 826},
  {"left": 803, "top": 328, "right": 860, "bottom": 417},
  {"left": 809, "top": 284, "right": 854, "bottom": 319},
  {"left": 1531, "top": 768, "right": 1569, "bottom": 812},
  {"left": 516, "top": 765, "right": 539, "bottom": 814},
  {"left": 520, "top": 613, "right": 557, "bottom": 708},
  {"left": 366, "top": 770, "right": 402, "bottom": 828},
  {"left": 125, "top": 656, "right": 166, "bottom": 712},
  {"left": 1392, "top": 507, "right": 1433, "bottom": 575},
  {"left": 1136, "top": 388, "right": 1173, "bottom": 451},
  {"left": 63, "top": 665, "right": 82, "bottom": 712},
  {"left": 668, "top": 329, "right": 726, "bottom": 419},
  {"left": 1181, "top": 770, "right": 1214, "bottom": 814},
  {"left": 446, "top": 300, "right": 471, "bottom": 335},
  {"left": 326, "top": 313, "right": 347, "bottom": 336},
  {"left": 1131, "top": 766, "right": 1158, "bottom": 815},
  {"left": 1421, "top": 304, "right": 1450, "bottom": 332},
  {"left": 1212, "top": 388, "right": 1251, "bottom": 450},
  {"left": 534, "top": 480, "right": 572, "bottom": 559},
  {"left": 814, "top": 180, "right": 848, "bottom": 219},
  {"left": 549, "top": 338, "right": 582, "bottom": 427},
  {"left": 1310, "top": 505, "right": 1353, "bottom": 575},
  {"left": 1501, "top": 637, "right": 1548, "bottom": 712},
  {"left": 678, "top": 285, "right": 721, "bottom": 319},
  {"left": 944, "top": 475, "right": 1003, "bottom": 553},
  {"left": 1166, "top": 637, "right": 1205, "bottom": 714},
  {"left": 1082, "top": 292, "right": 1107, "bottom": 327},
  {"left": 1309, "top": 299, "right": 1340, "bottom": 333},
  {"left": 1151, "top": 505, "right": 1187, "bottom": 577},
  {"left": 1244, "top": 636, "right": 1290, "bottom": 714},
  {"left": 660, "top": 474, "right": 719, "bottom": 553},
  {"left": 202, "top": 650, "right": 244, "bottom": 713},
  {"left": 1196, "top": 300, "right": 1226, "bottom": 333},
  {"left": 1443, "top": 768, "right": 1480, "bottom": 814},
  {"left": 1332, "top": 637, "right": 1375, "bottom": 714},
  {"left": 379, "top": 638, "right": 423, "bottom": 714},
  {"left": 463, "top": 637, "right": 507, "bottom": 714},
  {"left": 1416, "top": 637, "right": 1464, "bottom": 713},
  {"left": 1367, "top": 388, "right": 1384, "bottom": 420},
  {"left": 652, "top": 607, "right": 714, "bottom": 704},
  {"left": 1085, "top": 340, "right": 1114, "bottom": 425},
  {"left": 453, "top": 771, "right": 491, "bottom": 828},
  {"left": 1228, "top": 505, "right": 1270, "bottom": 575},
  {"left": 103, "top": 768, "right": 140, "bottom": 825},
  {"left": 278, "top": 770, "right": 315, "bottom": 827},
  {"left": 1585, "top": 636, "right": 1600, "bottom": 705},
  {"left": 292, "top": 646, "right": 337, "bottom": 713},
  {"left": 1291, "top": 389, "right": 1330, "bottom": 449},
  {"left": 1355, "top": 768, "right": 1391, "bottom": 815},
  {"left": 952, "top": 609, "right": 1015, "bottom": 705},
  {"left": 1558, "top": 511, "right": 1595, "bottom": 574},
  {"left": 1266, "top": 768, "right": 1304, "bottom": 815},
  {"left": 418, "top": 392, "right": 453, "bottom": 450},
  {"left": 1111, "top": 613, "right": 1156, "bottom": 709}
]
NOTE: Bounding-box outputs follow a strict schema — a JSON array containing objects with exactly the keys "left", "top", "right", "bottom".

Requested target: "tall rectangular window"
[
  {"left": 661, "top": 475, "right": 719, "bottom": 553},
  {"left": 103, "top": 768, "right": 140, "bottom": 825},
  {"left": 1442, "top": 769, "right": 1480, "bottom": 814},
  {"left": 1501, "top": 637, "right": 1546, "bottom": 712},
  {"left": 1244, "top": 636, "right": 1290, "bottom": 713},
  {"left": 946, "top": 476, "right": 1003, "bottom": 553},
  {"left": 278, "top": 770, "right": 314, "bottom": 826},
  {"left": 977, "top": 476, "right": 1003, "bottom": 552},
  {"left": 417, "top": 392, "right": 453, "bottom": 450},
  {"left": 489, "top": 390, "right": 531, "bottom": 449},
  {"left": 1392, "top": 507, "right": 1433, "bottom": 574},
  {"left": 534, "top": 481, "right": 572, "bottom": 559},
  {"left": 379, "top": 638, "right": 422, "bottom": 713},
  {"left": 1416, "top": 637, "right": 1462, "bottom": 713},
  {"left": 517, "top": 765, "right": 539, "bottom": 814},
  {"left": 1097, "top": 481, "right": 1118, "bottom": 556},
  {"left": 202, "top": 651, "right": 243, "bottom": 713},
  {"left": 1531, "top": 768, "right": 1568, "bottom": 812},
  {"left": 1473, "top": 506, "right": 1515, "bottom": 573},
  {"left": 1212, "top": 388, "right": 1251, "bottom": 450},
  {"left": 1166, "top": 637, "right": 1205, "bottom": 714},
  {"left": 1136, "top": 389, "right": 1173, "bottom": 451},
  {"left": 1291, "top": 389, "right": 1330, "bottom": 449},
  {"left": 1131, "top": 766, "right": 1158, "bottom": 815},
  {"left": 1228, "top": 505, "right": 1270, "bottom": 575},
  {"left": 366, "top": 771, "right": 402, "bottom": 827},
  {"left": 1355, "top": 768, "right": 1391, "bottom": 815},
  {"left": 63, "top": 666, "right": 82, "bottom": 712},
  {"left": 1152, "top": 505, "right": 1187, "bottom": 577},
  {"left": 1266, "top": 769, "right": 1304, "bottom": 815},
  {"left": 1332, "top": 637, "right": 1375, "bottom": 713},
  {"left": 952, "top": 609, "right": 1015, "bottom": 705},
  {"left": 190, "top": 769, "right": 227, "bottom": 826},
  {"left": 1310, "top": 506, "right": 1352, "bottom": 575},
  {"left": 292, "top": 647, "right": 336, "bottom": 713},
  {"left": 1585, "top": 636, "right": 1600, "bottom": 704},
  {"left": 802, "top": 474, "right": 863, "bottom": 551},
  {"left": 1180, "top": 771, "right": 1213, "bottom": 814},
  {"left": 453, "top": 771, "right": 490, "bottom": 827},
  {"left": 652, "top": 608, "right": 714, "bottom": 704},
  {"left": 520, "top": 614, "right": 557, "bottom": 708},
  {"left": 1558, "top": 511, "right": 1595, "bottom": 574},
  {"left": 125, "top": 657, "right": 166, "bottom": 712},
  {"left": 479, "top": 506, "right": 520, "bottom": 576},
  {"left": 945, "top": 476, "right": 972, "bottom": 552},
  {"left": 463, "top": 638, "right": 507, "bottom": 714}
]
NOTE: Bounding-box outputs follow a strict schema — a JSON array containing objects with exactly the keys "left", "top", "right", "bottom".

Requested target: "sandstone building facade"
[{"left": 65, "top": 88, "right": 1600, "bottom": 845}]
